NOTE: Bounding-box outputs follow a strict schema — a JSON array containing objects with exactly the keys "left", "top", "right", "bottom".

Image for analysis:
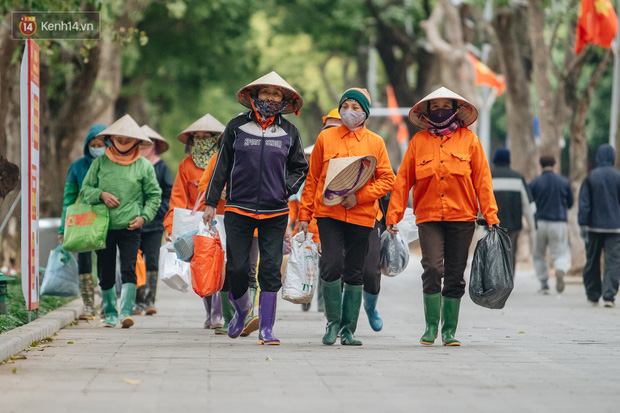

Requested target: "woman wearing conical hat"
[
  {"left": 81, "top": 114, "right": 162, "bottom": 329},
  {"left": 298, "top": 88, "right": 395, "bottom": 346},
  {"left": 386, "top": 87, "right": 499, "bottom": 346},
  {"left": 163, "top": 113, "right": 227, "bottom": 331},
  {"left": 202, "top": 71, "right": 309, "bottom": 345},
  {"left": 131, "top": 125, "right": 173, "bottom": 316}
]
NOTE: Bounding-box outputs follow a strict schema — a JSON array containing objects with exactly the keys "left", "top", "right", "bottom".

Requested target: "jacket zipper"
[{"left": 255, "top": 128, "right": 266, "bottom": 214}]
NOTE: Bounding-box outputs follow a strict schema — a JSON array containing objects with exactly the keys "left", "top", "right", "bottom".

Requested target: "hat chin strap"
[{"left": 324, "top": 158, "right": 370, "bottom": 201}]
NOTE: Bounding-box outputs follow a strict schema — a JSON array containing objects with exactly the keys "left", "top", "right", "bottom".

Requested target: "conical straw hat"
[
  {"left": 176, "top": 114, "right": 226, "bottom": 144},
  {"left": 237, "top": 71, "right": 304, "bottom": 115},
  {"left": 141, "top": 125, "right": 169, "bottom": 153},
  {"left": 322, "top": 155, "right": 377, "bottom": 206},
  {"left": 96, "top": 114, "right": 152, "bottom": 145},
  {"left": 408, "top": 87, "right": 478, "bottom": 129}
]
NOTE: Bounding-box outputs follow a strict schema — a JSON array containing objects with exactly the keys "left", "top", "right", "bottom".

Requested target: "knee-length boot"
[
  {"left": 340, "top": 283, "right": 363, "bottom": 346},
  {"left": 258, "top": 291, "right": 279, "bottom": 345},
  {"left": 420, "top": 293, "right": 440, "bottom": 345},
  {"left": 322, "top": 279, "right": 342, "bottom": 345},
  {"left": 441, "top": 296, "right": 461, "bottom": 346}
]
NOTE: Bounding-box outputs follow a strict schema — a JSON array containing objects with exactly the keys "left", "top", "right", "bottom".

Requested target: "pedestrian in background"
[
  {"left": 299, "top": 88, "right": 395, "bottom": 346},
  {"left": 491, "top": 148, "right": 536, "bottom": 272},
  {"left": 578, "top": 144, "right": 620, "bottom": 308},
  {"left": 529, "top": 155, "right": 573, "bottom": 295},
  {"left": 81, "top": 115, "right": 162, "bottom": 328},
  {"left": 132, "top": 125, "right": 173, "bottom": 316},
  {"left": 59, "top": 123, "right": 108, "bottom": 320},
  {"left": 203, "top": 71, "right": 308, "bottom": 345},
  {"left": 166, "top": 114, "right": 227, "bottom": 330},
  {"left": 387, "top": 87, "right": 499, "bottom": 347}
]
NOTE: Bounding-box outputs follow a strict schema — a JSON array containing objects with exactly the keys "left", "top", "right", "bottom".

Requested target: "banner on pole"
[{"left": 20, "top": 38, "right": 40, "bottom": 311}]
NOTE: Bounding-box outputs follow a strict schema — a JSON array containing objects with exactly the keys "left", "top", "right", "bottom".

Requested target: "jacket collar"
[
  {"left": 337, "top": 124, "right": 366, "bottom": 141},
  {"left": 246, "top": 110, "right": 283, "bottom": 126}
]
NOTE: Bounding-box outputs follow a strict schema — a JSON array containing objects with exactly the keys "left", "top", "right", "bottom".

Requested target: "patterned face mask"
[
  {"left": 191, "top": 136, "right": 218, "bottom": 169},
  {"left": 339, "top": 110, "right": 366, "bottom": 131},
  {"left": 252, "top": 97, "right": 289, "bottom": 118}
]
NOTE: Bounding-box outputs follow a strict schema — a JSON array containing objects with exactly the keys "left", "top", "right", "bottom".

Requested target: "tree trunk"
[
  {"left": 492, "top": 5, "right": 538, "bottom": 181},
  {"left": 0, "top": 15, "right": 18, "bottom": 155},
  {"left": 528, "top": 0, "right": 563, "bottom": 160}
]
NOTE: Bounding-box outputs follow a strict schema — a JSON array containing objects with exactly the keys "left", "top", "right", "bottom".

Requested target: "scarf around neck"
[
  {"left": 141, "top": 144, "right": 161, "bottom": 166},
  {"left": 106, "top": 144, "right": 141, "bottom": 166}
]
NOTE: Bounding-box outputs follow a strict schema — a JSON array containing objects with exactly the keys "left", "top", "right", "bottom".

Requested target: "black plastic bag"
[
  {"left": 469, "top": 226, "right": 514, "bottom": 309},
  {"left": 380, "top": 231, "right": 410, "bottom": 277}
]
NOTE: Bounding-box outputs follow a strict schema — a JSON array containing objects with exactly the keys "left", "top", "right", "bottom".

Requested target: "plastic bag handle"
[{"left": 191, "top": 192, "right": 206, "bottom": 216}]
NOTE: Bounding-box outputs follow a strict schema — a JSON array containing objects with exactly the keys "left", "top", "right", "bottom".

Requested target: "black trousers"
[
  {"left": 96, "top": 228, "right": 142, "bottom": 290},
  {"left": 77, "top": 252, "right": 92, "bottom": 275},
  {"left": 417, "top": 221, "right": 475, "bottom": 298},
  {"left": 224, "top": 212, "right": 287, "bottom": 299},
  {"left": 507, "top": 229, "right": 520, "bottom": 273},
  {"left": 140, "top": 230, "right": 163, "bottom": 272},
  {"left": 583, "top": 232, "right": 620, "bottom": 303},
  {"left": 221, "top": 235, "right": 258, "bottom": 292},
  {"left": 362, "top": 220, "right": 384, "bottom": 295},
  {"left": 317, "top": 217, "right": 373, "bottom": 286}
]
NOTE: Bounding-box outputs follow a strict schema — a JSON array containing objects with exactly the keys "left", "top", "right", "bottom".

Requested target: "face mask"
[
  {"left": 428, "top": 108, "right": 457, "bottom": 127},
  {"left": 89, "top": 146, "right": 106, "bottom": 158},
  {"left": 112, "top": 138, "right": 139, "bottom": 154},
  {"left": 340, "top": 110, "right": 366, "bottom": 131},
  {"left": 252, "top": 97, "right": 289, "bottom": 118}
]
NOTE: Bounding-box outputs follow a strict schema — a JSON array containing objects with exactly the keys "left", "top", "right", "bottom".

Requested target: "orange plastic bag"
[
  {"left": 136, "top": 249, "right": 146, "bottom": 288},
  {"left": 190, "top": 229, "right": 225, "bottom": 297}
]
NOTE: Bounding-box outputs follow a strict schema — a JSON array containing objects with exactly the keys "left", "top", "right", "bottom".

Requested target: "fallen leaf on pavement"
[
  {"left": 12, "top": 368, "right": 17, "bottom": 374},
  {"left": 124, "top": 379, "right": 141, "bottom": 385}
]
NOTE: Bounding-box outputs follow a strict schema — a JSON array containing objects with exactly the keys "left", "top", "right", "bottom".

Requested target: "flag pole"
[{"left": 609, "top": 2, "right": 620, "bottom": 148}]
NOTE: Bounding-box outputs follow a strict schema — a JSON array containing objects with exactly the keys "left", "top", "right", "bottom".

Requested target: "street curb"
[{"left": 0, "top": 298, "right": 83, "bottom": 361}]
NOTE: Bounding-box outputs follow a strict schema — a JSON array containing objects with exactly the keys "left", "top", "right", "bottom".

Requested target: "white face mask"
[
  {"left": 339, "top": 110, "right": 366, "bottom": 131},
  {"left": 89, "top": 146, "right": 107, "bottom": 158}
]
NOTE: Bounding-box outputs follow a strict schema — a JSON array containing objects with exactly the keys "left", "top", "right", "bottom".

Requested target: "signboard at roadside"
[{"left": 20, "top": 38, "right": 40, "bottom": 311}]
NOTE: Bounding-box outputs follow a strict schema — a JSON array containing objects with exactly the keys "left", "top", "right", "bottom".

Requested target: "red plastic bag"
[{"left": 190, "top": 227, "right": 225, "bottom": 297}]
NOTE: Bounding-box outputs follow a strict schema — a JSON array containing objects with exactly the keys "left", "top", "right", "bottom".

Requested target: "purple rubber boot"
[
  {"left": 202, "top": 296, "right": 212, "bottom": 329},
  {"left": 210, "top": 292, "right": 224, "bottom": 329},
  {"left": 228, "top": 290, "right": 252, "bottom": 339},
  {"left": 258, "top": 291, "right": 280, "bottom": 345}
]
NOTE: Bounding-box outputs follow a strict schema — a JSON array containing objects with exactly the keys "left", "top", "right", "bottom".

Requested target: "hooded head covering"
[
  {"left": 596, "top": 144, "right": 616, "bottom": 167},
  {"left": 493, "top": 148, "right": 511, "bottom": 166},
  {"left": 237, "top": 71, "right": 304, "bottom": 115},
  {"left": 409, "top": 87, "right": 478, "bottom": 129},
  {"left": 83, "top": 124, "right": 107, "bottom": 160}
]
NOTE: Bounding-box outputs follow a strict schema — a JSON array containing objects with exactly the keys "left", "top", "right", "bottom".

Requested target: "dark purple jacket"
[{"left": 205, "top": 111, "right": 308, "bottom": 214}]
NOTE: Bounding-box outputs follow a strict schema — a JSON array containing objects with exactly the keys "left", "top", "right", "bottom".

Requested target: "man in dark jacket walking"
[
  {"left": 529, "top": 155, "right": 573, "bottom": 295},
  {"left": 491, "top": 149, "right": 536, "bottom": 272},
  {"left": 578, "top": 144, "right": 620, "bottom": 308}
]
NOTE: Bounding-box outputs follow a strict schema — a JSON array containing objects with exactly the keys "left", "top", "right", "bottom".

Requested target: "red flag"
[
  {"left": 386, "top": 85, "right": 410, "bottom": 143},
  {"left": 466, "top": 53, "right": 506, "bottom": 96},
  {"left": 575, "top": 0, "right": 618, "bottom": 54}
]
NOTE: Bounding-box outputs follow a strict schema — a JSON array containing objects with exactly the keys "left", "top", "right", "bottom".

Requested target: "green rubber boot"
[
  {"left": 102, "top": 288, "right": 118, "bottom": 328},
  {"left": 120, "top": 283, "right": 137, "bottom": 329},
  {"left": 322, "top": 279, "right": 342, "bottom": 345},
  {"left": 215, "top": 292, "right": 235, "bottom": 335},
  {"left": 340, "top": 283, "right": 363, "bottom": 346},
  {"left": 441, "top": 296, "right": 461, "bottom": 346},
  {"left": 241, "top": 287, "right": 259, "bottom": 337},
  {"left": 420, "top": 293, "right": 441, "bottom": 345}
]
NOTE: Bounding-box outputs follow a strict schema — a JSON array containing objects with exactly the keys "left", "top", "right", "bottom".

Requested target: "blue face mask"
[{"left": 89, "top": 146, "right": 106, "bottom": 158}]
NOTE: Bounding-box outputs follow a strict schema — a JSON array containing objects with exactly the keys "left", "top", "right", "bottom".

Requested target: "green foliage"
[{"left": 0, "top": 274, "right": 73, "bottom": 334}]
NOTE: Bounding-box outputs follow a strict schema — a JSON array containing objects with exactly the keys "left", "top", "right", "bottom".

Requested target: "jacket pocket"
[
  {"left": 450, "top": 152, "right": 471, "bottom": 176},
  {"left": 323, "top": 152, "right": 339, "bottom": 163},
  {"left": 415, "top": 154, "right": 435, "bottom": 180}
]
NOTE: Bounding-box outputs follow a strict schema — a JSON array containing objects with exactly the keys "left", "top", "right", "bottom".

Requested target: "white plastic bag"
[
  {"left": 397, "top": 207, "right": 419, "bottom": 243},
  {"left": 380, "top": 231, "right": 410, "bottom": 277},
  {"left": 159, "top": 242, "right": 191, "bottom": 292},
  {"left": 171, "top": 192, "right": 205, "bottom": 241},
  {"left": 282, "top": 232, "right": 319, "bottom": 304}
]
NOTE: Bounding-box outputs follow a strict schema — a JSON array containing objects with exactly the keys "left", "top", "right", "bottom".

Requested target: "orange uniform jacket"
[
  {"left": 163, "top": 156, "right": 206, "bottom": 234},
  {"left": 386, "top": 128, "right": 499, "bottom": 226},
  {"left": 299, "top": 125, "right": 395, "bottom": 228},
  {"left": 198, "top": 153, "right": 226, "bottom": 215}
]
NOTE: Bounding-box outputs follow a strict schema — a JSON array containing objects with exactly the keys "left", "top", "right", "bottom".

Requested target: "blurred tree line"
[{"left": 1, "top": 0, "right": 617, "bottom": 271}]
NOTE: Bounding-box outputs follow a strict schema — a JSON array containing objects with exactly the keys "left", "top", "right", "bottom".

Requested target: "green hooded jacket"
[{"left": 81, "top": 155, "right": 162, "bottom": 230}]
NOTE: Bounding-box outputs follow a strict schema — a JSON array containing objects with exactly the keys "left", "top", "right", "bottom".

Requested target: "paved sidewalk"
[{"left": 1, "top": 254, "right": 619, "bottom": 413}]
